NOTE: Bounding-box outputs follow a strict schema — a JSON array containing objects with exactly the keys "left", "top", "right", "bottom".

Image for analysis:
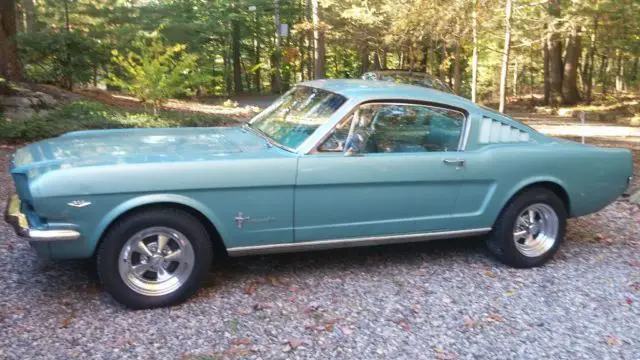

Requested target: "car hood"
[{"left": 10, "top": 127, "right": 280, "bottom": 178}]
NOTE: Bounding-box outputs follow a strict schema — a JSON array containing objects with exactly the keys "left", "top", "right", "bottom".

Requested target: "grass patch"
[{"left": 0, "top": 100, "right": 234, "bottom": 142}]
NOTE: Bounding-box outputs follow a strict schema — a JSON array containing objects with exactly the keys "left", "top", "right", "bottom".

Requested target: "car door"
[{"left": 294, "top": 102, "right": 469, "bottom": 242}]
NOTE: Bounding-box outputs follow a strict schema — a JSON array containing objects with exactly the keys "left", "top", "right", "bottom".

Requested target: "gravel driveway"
[{"left": 1, "top": 145, "right": 639, "bottom": 360}]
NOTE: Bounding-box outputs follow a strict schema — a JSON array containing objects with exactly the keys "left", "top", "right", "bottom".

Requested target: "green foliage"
[
  {"left": 17, "top": 31, "right": 108, "bottom": 86},
  {"left": 109, "top": 34, "right": 211, "bottom": 114},
  {"left": 12, "top": 0, "right": 640, "bottom": 101},
  {"left": 0, "top": 100, "right": 230, "bottom": 142}
]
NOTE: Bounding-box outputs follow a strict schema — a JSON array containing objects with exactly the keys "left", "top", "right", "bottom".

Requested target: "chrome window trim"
[
  {"left": 306, "top": 101, "right": 471, "bottom": 155},
  {"left": 226, "top": 227, "right": 492, "bottom": 256}
]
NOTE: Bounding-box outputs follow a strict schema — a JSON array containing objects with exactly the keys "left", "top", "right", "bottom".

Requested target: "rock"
[
  {"left": 601, "top": 113, "right": 617, "bottom": 122},
  {"left": 36, "top": 110, "right": 50, "bottom": 118},
  {"left": 0, "top": 96, "right": 32, "bottom": 108},
  {"left": 3, "top": 107, "right": 35, "bottom": 120},
  {"left": 557, "top": 108, "right": 574, "bottom": 117},
  {"left": 33, "top": 92, "right": 58, "bottom": 107},
  {"left": 630, "top": 190, "right": 640, "bottom": 205}
]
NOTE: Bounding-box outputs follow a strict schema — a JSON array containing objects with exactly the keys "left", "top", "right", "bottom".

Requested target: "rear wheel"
[
  {"left": 97, "top": 208, "right": 213, "bottom": 309},
  {"left": 486, "top": 188, "right": 567, "bottom": 268}
]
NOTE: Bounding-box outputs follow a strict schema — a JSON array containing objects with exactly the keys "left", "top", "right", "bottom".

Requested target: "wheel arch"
[
  {"left": 91, "top": 194, "right": 229, "bottom": 257},
  {"left": 500, "top": 180, "right": 571, "bottom": 221}
]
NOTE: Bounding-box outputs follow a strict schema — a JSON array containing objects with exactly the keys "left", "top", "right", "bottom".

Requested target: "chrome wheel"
[
  {"left": 118, "top": 227, "right": 195, "bottom": 296},
  {"left": 513, "top": 203, "right": 559, "bottom": 258}
]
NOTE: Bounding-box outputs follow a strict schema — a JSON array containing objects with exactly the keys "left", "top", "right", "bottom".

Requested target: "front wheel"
[
  {"left": 97, "top": 208, "right": 213, "bottom": 309},
  {"left": 486, "top": 188, "right": 567, "bottom": 268}
]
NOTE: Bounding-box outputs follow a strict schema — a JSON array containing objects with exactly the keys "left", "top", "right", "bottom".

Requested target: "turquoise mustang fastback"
[{"left": 5, "top": 80, "right": 633, "bottom": 308}]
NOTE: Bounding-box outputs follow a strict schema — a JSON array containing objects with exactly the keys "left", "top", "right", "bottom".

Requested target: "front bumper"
[{"left": 4, "top": 194, "right": 80, "bottom": 241}]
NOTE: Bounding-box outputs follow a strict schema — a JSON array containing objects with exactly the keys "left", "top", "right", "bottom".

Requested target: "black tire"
[
  {"left": 97, "top": 208, "right": 213, "bottom": 309},
  {"left": 486, "top": 187, "right": 567, "bottom": 268}
]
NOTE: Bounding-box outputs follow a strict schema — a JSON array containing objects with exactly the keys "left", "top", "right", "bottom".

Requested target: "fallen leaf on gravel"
[
  {"left": 625, "top": 297, "right": 633, "bottom": 305},
  {"left": 60, "top": 310, "right": 77, "bottom": 329},
  {"left": 253, "top": 302, "right": 273, "bottom": 311},
  {"left": 288, "top": 338, "right": 303, "bottom": 349},
  {"left": 244, "top": 283, "right": 257, "bottom": 295},
  {"left": 486, "top": 313, "right": 503, "bottom": 323},
  {"left": 505, "top": 289, "right": 516, "bottom": 296},
  {"left": 433, "top": 347, "right": 458, "bottom": 360},
  {"left": 411, "top": 304, "right": 421, "bottom": 314},
  {"left": 303, "top": 303, "right": 320, "bottom": 313},
  {"left": 340, "top": 326, "right": 354, "bottom": 335},
  {"left": 463, "top": 315, "right": 477, "bottom": 329},
  {"left": 60, "top": 318, "right": 72, "bottom": 329},
  {"left": 483, "top": 271, "right": 497, "bottom": 278},
  {"left": 554, "top": 251, "right": 568, "bottom": 260},
  {"left": 393, "top": 318, "right": 411, "bottom": 331},
  {"left": 236, "top": 308, "right": 252, "bottom": 315},
  {"left": 232, "top": 338, "right": 251, "bottom": 346},
  {"left": 224, "top": 347, "right": 250, "bottom": 357},
  {"left": 605, "top": 335, "right": 621, "bottom": 346}
]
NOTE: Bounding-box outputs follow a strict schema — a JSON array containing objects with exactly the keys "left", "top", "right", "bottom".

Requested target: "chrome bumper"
[{"left": 4, "top": 194, "right": 80, "bottom": 241}]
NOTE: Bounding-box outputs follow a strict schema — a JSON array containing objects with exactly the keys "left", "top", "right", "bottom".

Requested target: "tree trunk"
[
  {"left": 498, "top": 0, "right": 513, "bottom": 113},
  {"left": 585, "top": 16, "right": 598, "bottom": 104},
  {"left": 22, "top": 0, "right": 35, "bottom": 32},
  {"left": 548, "top": 0, "right": 563, "bottom": 105},
  {"left": 272, "top": 0, "right": 282, "bottom": 93},
  {"left": 543, "top": 33, "right": 550, "bottom": 105},
  {"left": 252, "top": 14, "right": 261, "bottom": 93},
  {"left": 513, "top": 57, "right": 518, "bottom": 97},
  {"left": 471, "top": 0, "right": 479, "bottom": 103},
  {"left": 0, "top": 0, "right": 24, "bottom": 82},
  {"left": 373, "top": 51, "right": 382, "bottom": 70},
  {"left": 311, "top": 0, "right": 325, "bottom": 79},
  {"left": 562, "top": 25, "right": 581, "bottom": 105},
  {"left": 428, "top": 39, "right": 435, "bottom": 75},
  {"left": 438, "top": 43, "right": 447, "bottom": 83},
  {"left": 381, "top": 49, "right": 387, "bottom": 70},
  {"left": 453, "top": 39, "right": 461, "bottom": 95},
  {"left": 599, "top": 53, "right": 608, "bottom": 95},
  {"left": 298, "top": 33, "right": 306, "bottom": 81},
  {"left": 615, "top": 50, "right": 623, "bottom": 92},
  {"left": 360, "top": 47, "right": 369, "bottom": 74},
  {"left": 62, "top": 0, "right": 73, "bottom": 90},
  {"left": 231, "top": 14, "right": 243, "bottom": 94},
  {"left": 631, "top": 56, "right": 639, "bottom": 86}
]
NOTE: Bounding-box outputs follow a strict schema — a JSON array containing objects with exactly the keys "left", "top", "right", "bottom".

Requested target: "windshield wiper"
[{"left": 243, "top": 123, "right": 295, "bottom": 153}]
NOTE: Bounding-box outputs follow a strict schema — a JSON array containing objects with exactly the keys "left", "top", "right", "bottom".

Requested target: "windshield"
[{"left": 249, "top": 86, "right": 347, "bottom": 149}]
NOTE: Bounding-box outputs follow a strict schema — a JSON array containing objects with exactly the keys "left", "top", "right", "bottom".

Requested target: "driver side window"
[{"left": 318, "top": 103, "right": 465, "bottom": 153}]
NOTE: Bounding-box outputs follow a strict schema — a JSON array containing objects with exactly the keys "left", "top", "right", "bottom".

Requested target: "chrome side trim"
[
  {"left": 227, "top": 227, "right": 492, "bottom": 257},
  {"left": 4, "top": 194, "right": 80, "bottom": 242}
]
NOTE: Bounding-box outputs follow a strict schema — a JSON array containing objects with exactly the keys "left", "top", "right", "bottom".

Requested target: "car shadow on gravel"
[
  {"left": 201, "top": 236, "right": 493, "bottom": 291},
  {"left": 28, "top": 235, "right": 493, "bottom": 307}
]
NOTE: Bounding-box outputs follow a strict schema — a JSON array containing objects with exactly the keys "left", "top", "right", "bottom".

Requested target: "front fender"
[{"left": 90, "top": 194, "right": 230, "bottom": 249}]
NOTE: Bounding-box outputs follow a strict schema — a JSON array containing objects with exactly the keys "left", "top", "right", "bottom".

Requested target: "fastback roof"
[{"left": 299, "top": 79, "right": 479, "bottom": 112}]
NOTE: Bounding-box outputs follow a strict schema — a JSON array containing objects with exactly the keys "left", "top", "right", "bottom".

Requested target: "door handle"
[{"left": 443, "top": 159, "right": 465, "bottom": 167}]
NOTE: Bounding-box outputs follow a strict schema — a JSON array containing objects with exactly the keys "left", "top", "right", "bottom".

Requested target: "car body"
[
  {"left": 361, "top": 70, "right": 454, "bottom": 94},
  {"left": 5, "top": 79, "right": 633, "bottom": 308}
]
